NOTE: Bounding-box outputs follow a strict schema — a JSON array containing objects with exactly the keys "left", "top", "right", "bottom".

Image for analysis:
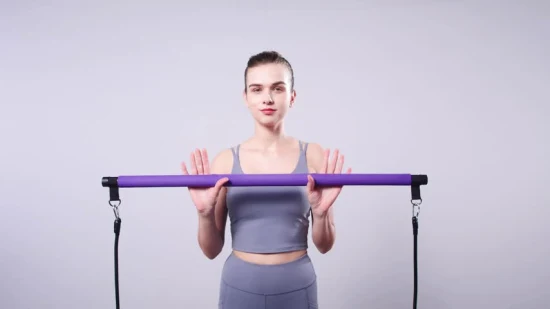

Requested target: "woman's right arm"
[{"left": 196, "top": 149, "right": 233, "bottom": 259}]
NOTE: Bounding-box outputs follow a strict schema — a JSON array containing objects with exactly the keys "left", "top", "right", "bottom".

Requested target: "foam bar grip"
[{"left": 102, "top": 173, "right": 428, "bottom": 188}]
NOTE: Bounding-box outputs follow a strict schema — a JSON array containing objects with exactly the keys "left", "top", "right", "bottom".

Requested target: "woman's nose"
[{"left": 263, "top": 92, "right": 274, "bottom": 104}]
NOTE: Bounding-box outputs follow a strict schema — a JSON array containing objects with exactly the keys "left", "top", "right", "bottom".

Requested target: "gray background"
[{"left": 1, "top": 1, "right": 549, "bottom": 308}]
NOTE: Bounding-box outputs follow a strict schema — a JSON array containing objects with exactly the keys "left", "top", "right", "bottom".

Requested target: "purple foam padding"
[{"left": 115, "top": 173, "right": 413, "bottom": 187}]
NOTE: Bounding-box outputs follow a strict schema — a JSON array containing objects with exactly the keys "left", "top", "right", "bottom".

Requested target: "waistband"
[{"left": 221, "top": 252, "right": 317, "bottom": 295}]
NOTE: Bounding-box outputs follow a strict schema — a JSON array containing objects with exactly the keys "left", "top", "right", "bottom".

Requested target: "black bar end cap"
[
  {"left": 412, "top": 175, "right": 428, "bottom": 186},
  {"left": 102, "top": 177, "right": 118, "bottom": 187}
]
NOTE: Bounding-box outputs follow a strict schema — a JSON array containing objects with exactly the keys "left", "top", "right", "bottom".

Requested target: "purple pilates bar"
[{"left": 112, "top": 173, "right": 416, "bottom": 188}]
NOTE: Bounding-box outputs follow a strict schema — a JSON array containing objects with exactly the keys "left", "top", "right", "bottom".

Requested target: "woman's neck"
[{"left": 248, "top": 122, "right": 291, "bottom": 150}]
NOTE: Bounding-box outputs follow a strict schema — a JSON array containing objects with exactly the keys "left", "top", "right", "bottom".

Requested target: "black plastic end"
[
  {"left": 114, "top": 218, "right": 122, "bottom": 234},
  {"left": 102, "top": 177, "right": 119, "bottom": 187},
  {"left": 411, "top": 175, "right": 428, "bottom": 186}
]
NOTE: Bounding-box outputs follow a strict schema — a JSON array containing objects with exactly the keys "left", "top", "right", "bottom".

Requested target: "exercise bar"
[
  {"left": 101, "top": 172, "right": 428, "bottom": 309},
  {"left": 102, "top": 173, "right": 428, "bottom": 188}
]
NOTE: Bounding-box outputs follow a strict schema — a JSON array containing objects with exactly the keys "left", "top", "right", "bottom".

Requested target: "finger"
[
  {"left": 189, "top": 152, "right": 197, "bottom": 175},
  {"left": 201, "top": 148, "right": 210, "bottom": 174},
  {"left": 213, "top": 177, "right": 229, "bottom": 193},
  {"left": 306, "top": 175, "right": 315, "bottom": 192},
  {"left": 335, "top": 154, "right": 344, "bottom": 174},
  {"left": 328, "top": 149, "right": 339, "bottom": 174},
  {"left": 346, "top": 167, "right": 352, "bottom": 174},
  {"left": 181, "top": 162, "right": 190, "bottom": 175},
  {"left": 194, "top": 149, "right": 204, "bottom": 174},
  {"left": 321, "top": 149, "right": 329, "bottom": 173}
]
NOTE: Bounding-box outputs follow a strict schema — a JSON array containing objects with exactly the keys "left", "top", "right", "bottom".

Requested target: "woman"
[{"left": 181, "top": 51, "right": 351, "bottom": 308}]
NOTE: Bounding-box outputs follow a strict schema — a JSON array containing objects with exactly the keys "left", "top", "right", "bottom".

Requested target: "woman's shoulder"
[
  {"left": 285, "top": 136, "right": 322, "bottom": 152},
  {"left": 291, "top": 137, "right": 322, "bottom": 153},
  {"left": 286, "top": 138, "right": 325, "bottom": 172},
  {"left": 209, "top": 147, "right": 235, "bottom": 174},
  {"left": 302, "top": 140, "right": 325, "bottom": 171},
  {"left": 301, "top": 140, "right": 323, "bottom": 153}
]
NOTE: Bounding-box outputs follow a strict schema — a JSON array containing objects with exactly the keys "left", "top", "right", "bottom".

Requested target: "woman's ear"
[
  {"left": 290, "top": 89, "right": 297, "bottom": 107},
  {"left": 242, "top": 89, "right": 248, "bottom": 106}
]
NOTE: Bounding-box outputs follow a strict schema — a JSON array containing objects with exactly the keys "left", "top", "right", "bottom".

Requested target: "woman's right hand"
[{"left": 181, "top": 148, "right": 229, "bottom": 217}]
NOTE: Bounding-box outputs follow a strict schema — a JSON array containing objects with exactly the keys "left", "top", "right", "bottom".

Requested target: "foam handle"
[{"left": 102, "top": 173, "right": 428, "bottom": 188}]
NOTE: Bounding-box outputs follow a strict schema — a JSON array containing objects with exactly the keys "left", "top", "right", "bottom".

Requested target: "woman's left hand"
[{"left": 307, "top": 149, "right": 351, "bottom": 218}]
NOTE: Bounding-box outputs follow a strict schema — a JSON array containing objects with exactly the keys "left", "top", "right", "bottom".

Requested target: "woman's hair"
[{"left": 244, "top": 51, "right": 294, "bottom": 92}]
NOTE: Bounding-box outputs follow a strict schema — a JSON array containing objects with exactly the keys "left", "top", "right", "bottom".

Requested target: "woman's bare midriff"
[{"left": 233, "top": 249, "right": 307, "bottom": 265}]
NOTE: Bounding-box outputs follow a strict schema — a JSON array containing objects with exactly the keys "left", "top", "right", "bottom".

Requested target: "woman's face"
[{"left": 243, "top": 63, "right": 296, "bottom": 128}]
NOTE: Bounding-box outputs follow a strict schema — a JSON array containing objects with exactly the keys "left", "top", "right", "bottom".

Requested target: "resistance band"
[{"left": 102, "top": 173, "right": 428, "bottom": 309}]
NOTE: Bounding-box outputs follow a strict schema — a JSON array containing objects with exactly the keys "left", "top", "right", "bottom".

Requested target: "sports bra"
[{"left": 225, "top": 141, "right": 312, "bottom": 254}]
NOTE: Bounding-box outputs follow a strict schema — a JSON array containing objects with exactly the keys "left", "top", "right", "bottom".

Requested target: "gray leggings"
[{"left": 218, "top": 252, "right": 318, "bottom": 309}]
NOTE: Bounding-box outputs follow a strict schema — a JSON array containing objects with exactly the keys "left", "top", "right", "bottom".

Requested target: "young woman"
[{"left": 181, "top": 51, "right": 351, "bottom": 309}]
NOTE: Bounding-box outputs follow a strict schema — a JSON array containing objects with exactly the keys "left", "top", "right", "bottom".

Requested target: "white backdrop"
[{"left": 1, "top": 1, "right": 549, "bottom": 308}]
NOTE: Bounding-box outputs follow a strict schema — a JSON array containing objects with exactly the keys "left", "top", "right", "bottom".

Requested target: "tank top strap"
[
  {"left": 300, "top": 141, "right": 309, "bottom": 153},
  {"left": 230, "top": 145, "right": 243, "bottom": 174},
  {"left": 231, "top": 144, "right": 240, "bottom": 156},
  {"left": 295, "top": 140, "right": 309, "bottom": 172}
]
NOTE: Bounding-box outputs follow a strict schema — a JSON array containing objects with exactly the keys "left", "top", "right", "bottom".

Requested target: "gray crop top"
[{"left": 225, "top": 142, "right": 312, "bottom": 254}]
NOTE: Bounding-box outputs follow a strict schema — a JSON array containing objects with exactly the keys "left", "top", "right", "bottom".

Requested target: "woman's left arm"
[
  {"left": 311, "top": 206, "right": 336, "bottom": 254},
  {"left": 306, "top": 143, "right": 351, "bottom": 254}
]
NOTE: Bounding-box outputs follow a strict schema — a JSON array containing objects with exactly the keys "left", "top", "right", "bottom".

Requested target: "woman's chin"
[{"left": 256, "top": 118, "right": 282, "bottom": 129}]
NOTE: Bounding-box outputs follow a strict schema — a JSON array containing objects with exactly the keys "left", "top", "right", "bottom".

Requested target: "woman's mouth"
[{"left": 260, "top": 108, "right": 276, "bottom": 115}]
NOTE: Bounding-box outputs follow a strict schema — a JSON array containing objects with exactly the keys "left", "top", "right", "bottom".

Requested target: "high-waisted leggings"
[{"left": 218, "top": 252, "right": 318, "bottom": 309}]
